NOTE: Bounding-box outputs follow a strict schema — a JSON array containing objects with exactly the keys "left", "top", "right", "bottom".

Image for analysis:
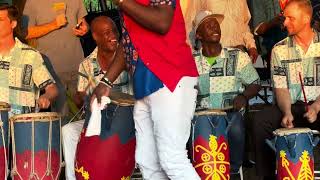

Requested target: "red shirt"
[{"left": 123, "top": 0, "right": 198, "bottom": 92}]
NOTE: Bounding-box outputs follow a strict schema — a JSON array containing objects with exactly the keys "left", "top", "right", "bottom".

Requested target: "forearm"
[
  {"left": 104, "top": 44, "right": 126, "bottom": 83},
  {"left": 43, "top": 83, "right": 59, "bottom": 102},
  {"left": 26, "top": 21, "right": 58, "bottom": 39},
  {"left": 275, "top": 88, "right": 292, "bottom": 115},
  {"left": 242, "top": 83, "right": 261, "bottom": 100},
  {"left": 119, "top": 0, "right": 174, "bottom": 34},
  {"left": 310, "top": 96, "right": 320, "bottom": 113}
]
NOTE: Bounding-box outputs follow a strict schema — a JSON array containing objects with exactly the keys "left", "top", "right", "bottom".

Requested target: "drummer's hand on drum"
[
  {"left": 91, "top": 83, "right": 111, "bottom": 105},
  {"left": 281, "top": 113, "right": 294, "bottom": 128},
  {"left": 37, "top": 95, "right": 51, "bottom": 109},
  {"left": 233, "top": 94, "right": 247, "bottom": 111},
  {"left": 304, "top": 104, "right": 319, "bottom": 123}
]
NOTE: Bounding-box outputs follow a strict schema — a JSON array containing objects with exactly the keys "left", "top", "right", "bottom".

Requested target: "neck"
[
  {"left": 0, "top": 35, "right": 15, "bottom": 56},
  {"left": 97, "top": 47, "right": 115, "bottom": 71},
  {"left": 294, "top": 27, "right": 314, "bottom": 52},
  {"left": 201, "top": 42, "right": 222, "bottom": 57}
]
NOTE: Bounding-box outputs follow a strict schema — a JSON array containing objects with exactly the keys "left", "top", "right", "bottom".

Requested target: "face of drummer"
[
  {"left": 283, "top": 2, "right": 312, "bottom": 36},
  {"left": 196, "top": 17, "right": 221, "bottom": 43},
  {"left": 0, "top": 8, "right": 17, "bottom": 39},
  {"left": 91, "top": 17, "right": 119, "bottom": 53}
]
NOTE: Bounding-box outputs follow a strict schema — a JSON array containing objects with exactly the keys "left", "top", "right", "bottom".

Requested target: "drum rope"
[
  {"left": 0, "top": 115, "right": 8, "bottom": 179},
  {"left": 10, "top": 120, "right": 23, "bottom": 179},
  {"left": 43, "top": 117, "right": 53, "bottom": 179},
  {"left": 68, "top": 105, "right": 85, "bottom": 124},
  {"left": 30, "top": 119, "right": 40, "bottom": 180},
  {"left": 191, "top": 119, "right": 197, "bottom": 162},
  {"left": 58, "top": 117, "right": 62, "bottom": 180}
]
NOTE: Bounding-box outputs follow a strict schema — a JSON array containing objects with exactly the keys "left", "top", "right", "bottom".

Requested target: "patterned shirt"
[
  {"left": 271, "top": 31, "right": 320, "bottom": 104},
  {"left": 0, "top": 38, "right": 55, "bottom": 115},
  {"left": 195, "top": 48, "right": 260, "bottom": 109},
  {"left": 77, "top": 48, "right": 132, "bottom": 95}
]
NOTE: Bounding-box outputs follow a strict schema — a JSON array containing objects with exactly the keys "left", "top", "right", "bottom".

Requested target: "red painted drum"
[
  {"left": 0, "top": 102, "right": 10, "bottom": 180},
  {"left": 190, "top": 109, "right": 230, "bottom": 180},
  {"left": 10, "top": 112, "right": 62, "bottom": 180},
  {"left": 75, "top": 92, "right": 136, "bottom": 180}
]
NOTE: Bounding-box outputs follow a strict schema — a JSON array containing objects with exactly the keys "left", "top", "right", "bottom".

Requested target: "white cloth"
[
  {"left": 133, "top": 77, "right": 200, "bottom": 180},
  {"left": 85, "top": 96, "right": 111, "bottom": 137},
  {"left": 62, "top": 120, "right": 85, "bottom": 180}
]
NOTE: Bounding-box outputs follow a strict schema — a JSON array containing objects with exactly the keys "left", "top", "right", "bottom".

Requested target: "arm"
[
  {"left": 114, "top": 0, "right": 174, "bottom": 34},
  {"left": 38, "top": 83, "right": 58, "bottom": 109},
  {"left": 304, "top": 96, "right": 320, "bottom": 123},
  {"left": 91, "top": 43, "right": 127, "bottom": 103},
  {"left": 26, "top": 14, "right": 67, "bottom": 39}
]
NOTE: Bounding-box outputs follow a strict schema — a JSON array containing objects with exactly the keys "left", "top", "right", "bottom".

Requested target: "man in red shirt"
[{"left": 91, "top": 0, "right": 200, "bottom": 179}]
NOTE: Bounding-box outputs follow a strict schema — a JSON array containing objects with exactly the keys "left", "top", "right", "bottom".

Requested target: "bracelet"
[{"left": 100, "top": 77, "right": 114, "bottom": 88}]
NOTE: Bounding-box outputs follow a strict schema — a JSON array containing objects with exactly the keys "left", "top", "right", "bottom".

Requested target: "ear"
[
  {"left": 303, "top": 15, "right": 311, "bottom": 24},
  {"left": 92, "top": 32, "right": 97, "bottom": 42},
  {"left": 11, "top": 20, "right": 17, "bottom": 29}
]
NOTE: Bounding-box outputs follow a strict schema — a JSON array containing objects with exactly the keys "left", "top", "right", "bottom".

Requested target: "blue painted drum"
[
  {"left": 0, "top": 102, "right": 10, "bottom": 180},
  {"left": 272, "top": 128, "right": 319, "bottom": 180},
  {"left": 10, "top": 112, "right": 62, "bottom": 180},
  {"left": 190, "top": 109, "right": 230, "bottom": 180}
]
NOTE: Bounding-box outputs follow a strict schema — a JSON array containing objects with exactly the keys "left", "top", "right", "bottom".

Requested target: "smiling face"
[
  {"left": 196, "top": 16, "right": 221, "bottom": 43},
  {"left": 91, "top": 17, "right": 119, "bottom": 52}
]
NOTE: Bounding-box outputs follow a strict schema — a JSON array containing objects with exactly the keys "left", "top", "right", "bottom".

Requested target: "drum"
[
  {"left": 271, "top": 128, "right": 319, "bottom": 180},
  {"left": 0, "top": 102, "right": 10, "bottom": 180},
  {"left": 190, "top": 109, "right": 230, "bottom": 180},
  {"left": 75, "top": 92, "right": 136, "bottom": 180},
  {"left": 10, "top": 112, "right": 62, "bottom": 180}
]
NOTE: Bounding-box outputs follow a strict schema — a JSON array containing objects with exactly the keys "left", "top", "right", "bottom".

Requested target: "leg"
[
  {"left": 253, "top": 106, "right": 282, "bottom": 177},
  {"left": 227, "top": 112, "right": 245, "bottom": 174},
  {"left": 133, "top": 99, "right": 168, "bottom": 180},
  {"left": 149, "top": 77, "right": 200, "bottom": 180},
  {"left": 62, "top": 120, "right": 84, "bottom": 180}
]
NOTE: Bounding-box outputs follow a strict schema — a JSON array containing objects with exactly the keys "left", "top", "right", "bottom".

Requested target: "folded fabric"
[{"left": 85, "top": 96, "right": 111, "bottom": 137}]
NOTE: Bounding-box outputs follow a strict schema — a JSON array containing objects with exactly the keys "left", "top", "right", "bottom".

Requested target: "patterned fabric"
[
  {"left": 0, "top": 38, "right": 55, "bottom": 115},
  {"left": 195, "top": 48, "right": 260, "bottom": 109},
  {"left": 271, "top": 31, "right": 320, "bottom": 104},
  {"left": 77, "top": 48, "right": 132, "bottom": 95}
]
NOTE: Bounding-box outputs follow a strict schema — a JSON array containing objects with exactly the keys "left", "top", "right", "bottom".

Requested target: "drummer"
[
  {"left": 61, "top": 16, "right": 132, "bottom": 180},
  {"left": 252, "top": 0, "right": 320, "bottom": 179},
  {"left": 193, "top": 10, "right": 261, "bottom": 179},
  {"left": 0, "top": 4, "right": 58, "bottom": 116}
]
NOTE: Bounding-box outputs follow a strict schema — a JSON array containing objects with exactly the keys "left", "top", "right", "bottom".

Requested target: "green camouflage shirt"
[
  {"left": 271, "top": 31, "right": 320, "bottom": 103},
  {"left": 194, "top": 48, "right": 260, "bottom": 109}
]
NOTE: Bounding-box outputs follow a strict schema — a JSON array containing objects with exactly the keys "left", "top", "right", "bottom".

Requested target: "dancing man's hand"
[
  {"left": 90, "top": 83, "right": 111, "bottom": 105},
  {"left": 281, "top": 113, "right": 294, "bottom": 128},
  {"left": 55, "top": 14, "right": 67, "bottom": 28},
  {"left": 248, "top": 48, "right": 259, "bottom": 64}
]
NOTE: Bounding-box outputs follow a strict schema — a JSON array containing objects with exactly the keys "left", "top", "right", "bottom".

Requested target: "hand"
[
  {"left": 248, "top": 48, "right": 259, "bottom": 64},
  {"left": 233, "top": 94, "right": 247, "bottom": 111},
  {"left": 281, "top": 113, "right": 294, "bottom": 128},
  {"left": 90, "top": 83, "right": 111, "bottom": 105},
  {"left": 37, "top": 95, "right": 51, "bottom": 109},
  {"left": 73, "top": 19, "right": 88, "bottom": 36},
  {"left": 304, "top": 104, "right": 319, "bottom": 123},
  {"left": 55, "top": 14, "right": 67, "bottom": 28}
]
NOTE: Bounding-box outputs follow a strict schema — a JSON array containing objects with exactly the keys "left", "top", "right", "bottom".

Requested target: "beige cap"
[{"left": 193, "top": 10, "right": 224, "bottom": 32}]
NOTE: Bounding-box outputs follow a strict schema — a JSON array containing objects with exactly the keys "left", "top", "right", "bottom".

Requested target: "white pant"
[
  {"left": 62, "top": 120, "right": 84, "bottom": 180},
  {"left": 134, "top": 76, "right": 200, "bottom": 180}
]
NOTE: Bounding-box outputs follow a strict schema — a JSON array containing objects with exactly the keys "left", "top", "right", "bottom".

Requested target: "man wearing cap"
[
  {"left": 90, "top": 0, "right": 200, "bottom": 179},
  {"left": 193, "top": 10, "right": 261, "bottom": 179}
]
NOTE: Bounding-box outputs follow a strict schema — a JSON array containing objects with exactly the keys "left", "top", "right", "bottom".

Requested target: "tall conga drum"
[
  {"left": 0, "top": 102, "right": 10, "bottom": 180},
  {"left": 75, "top": 92, "right": 136, "bottom": 180},
  {"left": 190, "top": 109, "right": 230, "bottom": 180},
  {"left": 272, "top": 128, "right": 319, "bottom": 180},
  {"left": 10, "top": 112, "right": 62, "bottom": 180}
]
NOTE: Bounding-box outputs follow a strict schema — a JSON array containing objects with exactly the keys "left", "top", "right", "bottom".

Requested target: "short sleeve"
[
  {"left": 237, "top": 51, "right": 260, "bottom": 85},
  {"left": 32, "top": 52, "right": 55, "bottom": 89}
]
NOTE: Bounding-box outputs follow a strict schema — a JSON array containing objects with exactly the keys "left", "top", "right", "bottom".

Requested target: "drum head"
[
  {"left": 194, "top": 109, "right": 227, "bottom": 116},
  {"left": 0, "top": 102, "right": 10, "bottom": 111},
  {"left": 10, "top": 112, "right": 61, "bottom": 122},
  {"left": 109, "top": 92, "right": 135, "bottom": 106},
  {"left": 273, "top": 128, "right": 312, "bottom": 136}
]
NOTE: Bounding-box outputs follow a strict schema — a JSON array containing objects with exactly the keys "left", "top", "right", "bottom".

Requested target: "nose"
[{"left": 283, "top": 17, "right": 289, "bottom": 27}]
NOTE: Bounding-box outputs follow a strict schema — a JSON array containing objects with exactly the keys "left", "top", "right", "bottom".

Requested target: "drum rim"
[
  {"left": 0, "top": 102, "right": 10, "bottom": 111},
  {"left": 111, "top": 99, "right": 135, "bottom": 106},
  {"left": 109, "top": 92, "right": 135, "bottom": 106},
  {"left": 273, "top": 127, "right": 312, "bottom": 136},
  {"left": 10, "top": 112, "right": 61, "bottom": 122},
  {"left": 194, "top": 109, "right": 227, "bottom": 116}
]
